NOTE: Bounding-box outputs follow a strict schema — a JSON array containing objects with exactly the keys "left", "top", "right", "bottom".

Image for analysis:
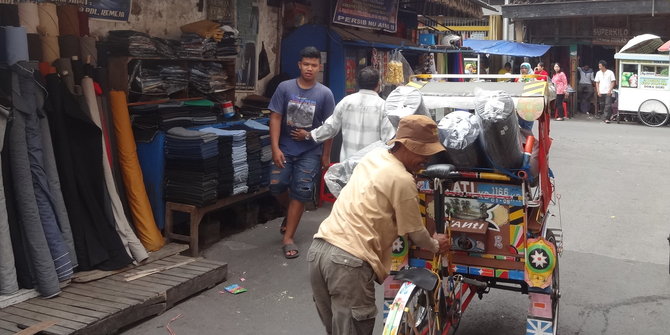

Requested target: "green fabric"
[{"left": 184, "top": 99, "right": 215, "bottom": 107}]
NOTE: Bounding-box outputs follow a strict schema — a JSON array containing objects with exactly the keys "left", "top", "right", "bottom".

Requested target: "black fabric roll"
[
  {"left": 71, "top": 58, "right": 84, "bottom": 86},
  {"left": 475, "top": 92, "right": 524, "bottom": 170},
  {"left": 58, "top": 34, "right": 81, "bottom": 59},
  {"left": 27, "top": 33, "right": 42, "bottom": 61},
  {"left": 0, "top": 4, "right": 20, "bottom": 27}
]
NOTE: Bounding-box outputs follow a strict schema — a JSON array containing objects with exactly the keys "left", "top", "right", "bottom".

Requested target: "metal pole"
[{"left": 503, "top": 0, "right": 510, "bottom": 41}]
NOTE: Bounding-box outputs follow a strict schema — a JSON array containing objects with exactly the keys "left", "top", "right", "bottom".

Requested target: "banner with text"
[
  {"left": 333, "top": 0, "right": 399, "bottom": 33},
  {"left": 0, "top": 1, "right": 131, "bottom": 21}
]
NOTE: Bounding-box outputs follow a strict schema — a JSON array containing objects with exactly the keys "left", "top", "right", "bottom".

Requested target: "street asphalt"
[{"left": 121, "top": 113, "right": 670, "bottom": 335}]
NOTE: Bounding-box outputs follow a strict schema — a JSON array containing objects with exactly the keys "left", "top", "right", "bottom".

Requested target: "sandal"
[
  {"left": 282, "top": 243, "right": 299, "bottom": 259},
  {"left": 279, "top": 217, "right": 287, "bottom": 235}
]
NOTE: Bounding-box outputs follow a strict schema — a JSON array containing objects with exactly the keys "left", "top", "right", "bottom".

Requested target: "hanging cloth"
[
  {"left": 258, "top": 41, "right": 270, "bottom": 80},
  {"left": 0, "top": 105, "right": 19, "bottom": 296}
]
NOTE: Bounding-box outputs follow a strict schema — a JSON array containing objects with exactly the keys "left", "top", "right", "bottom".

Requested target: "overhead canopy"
[{"left": 463, "top": 39, "right": 551, "bottom": 57}]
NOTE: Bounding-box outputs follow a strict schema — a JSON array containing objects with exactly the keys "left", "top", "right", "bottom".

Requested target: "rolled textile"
[
  {"left": 57, "top": 5, "right": 79, "bottom": 37},
  {"left": 0, "top": 105, "right": 19, "bottom": 296},
  {"left": 39, "top": 61, "right": 56, "bottom": 77},
  {"left": 8, "top": 66, "right": 62, "bottom": 298},
  {"left": 384, "top": 85, "right": 431, "bottom": 129},
  {"left": 43, "top": 74, "right": 134, "bottom": 271},
  {"left": 474, "top": 89, "right": 523, "bottom": 170},
  {"left": 53, "top": 58, "right": 75, "bottom": 94},
  {"left": 83, "top": 78, "right": 149, "bottom": 262},
  {"left": 0, "top": 27, "right": 29, "bottom": 66},
  {"left": 38, "top": 115, "right": 78, "bottom": 269},
  {"left": 437, "top": 111, "right": 486, "bottom": 169},
  {"left": 37, "top": 2, "right": 59, "bottom": 36},
  {"left": 40, "top": 35, "right": 60, "bottom": 64},
  {"left": 58, "top": 34, "right": 80, "bottom": 59},
  {"left": 78, "top": 10, "right": 89, "bottom": 37},
  {"left": 110, "top": 90, "right": 165, "bottom": 251},
  {"left": 80, "top": 36, "right": 97, "bottom": 66},
  {"left": 18, "top": 2, "right": 40, "bottom": 34},
  {"left": 0, "top": 4, "right": 20, "bottom": 27},
  {"left": 27, "top": 33, "right": 42, "bottom": 61}
]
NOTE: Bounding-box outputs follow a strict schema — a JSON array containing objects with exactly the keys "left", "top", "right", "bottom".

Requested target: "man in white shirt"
[
  {"left": 594, "top": 60, "right": 616, "bottom": 123},
  {"left": 291, "top": 66, "right": 395, "bottom": 162}
]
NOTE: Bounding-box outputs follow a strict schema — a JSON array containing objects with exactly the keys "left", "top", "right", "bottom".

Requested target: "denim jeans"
[{"left": 269, "top": 153, "right": 320, "bottom": 203}]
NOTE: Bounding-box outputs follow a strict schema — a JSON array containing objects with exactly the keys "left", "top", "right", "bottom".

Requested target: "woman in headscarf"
[{"left": 516, "top": 62, "right": 533, "bottom": 82}]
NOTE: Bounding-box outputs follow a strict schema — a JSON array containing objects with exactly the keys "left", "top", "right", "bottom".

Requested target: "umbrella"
[{"left": 619, "top": 34, "right": 663, "bottom": 53}]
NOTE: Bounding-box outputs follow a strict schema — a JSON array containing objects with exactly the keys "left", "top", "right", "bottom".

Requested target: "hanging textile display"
[
  {"left": 110, "top": 90, "right": 165, "bottom": 252},
  {"left": 0, "top": 105, "right": 19, "bottom": 296},
  {"left": 44, "top": 74, "right": 134, "bottom": 271},
  {"left": 83, "top": 77, "right": 148, "bottom": 263}
]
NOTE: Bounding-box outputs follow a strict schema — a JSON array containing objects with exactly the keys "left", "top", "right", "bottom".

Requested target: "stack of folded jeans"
[
  {"left": 164, "top": 127, "right": 219, "bottom": 205},
  {"left": 107, "top": 30, "right": 159, "bottom": 57},
  {"left": 179, "top": 33, "right": 217, "bottom": 58},
  {"left": 226, "top": 125, "right": 263, "bottom": 192},
  {"left": 199, "top": 128, "right": 248, "bottom": 196},
  {"left": 260, "top": 133, "right": 272, "bottom": 187},
  {"left": 190, "top": 62, "right": 229, "bottom": 94}
]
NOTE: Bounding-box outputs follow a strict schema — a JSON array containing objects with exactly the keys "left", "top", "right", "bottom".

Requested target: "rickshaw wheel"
[
  {"left": 546, "top": 230, "right": 561, "bottom": 335},
  {"left": 638, "top": 99, "right": 669, "bottom": 127},
  {"left": 396, "top": 287, "right": 434, "bottom": 335}
]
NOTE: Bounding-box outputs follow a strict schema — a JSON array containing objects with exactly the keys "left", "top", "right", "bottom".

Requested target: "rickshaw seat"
[
  {"left": 421, "top": 164, "right": 455, "bottom": 179},
  {"left": 394, "top": 267, "right": 439, "bottom": 291}
]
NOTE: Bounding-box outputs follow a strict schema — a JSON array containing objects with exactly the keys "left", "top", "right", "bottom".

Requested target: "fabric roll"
[
  {"left": 78, "top": 10, "right": 89, "bottom": 37},
  {"left": 58, "top": 34, "right": 80, "bottom": 59},
  {"left": 83, "top": 78, "right": 148, "bottom": 263},
  {"left": 38, "top": 115, "right": 78, "bottom": 269},
  {"left": 37, "top": 2, "right": 59, "bottom": 37},
  {"left": 40, "top": 35, "right": 60, "bottom": 64},
  {"left": 8, "top": 68, "right": 61, "bottom": 298},
  {"left": 56, "top": 5, "right": 79, "bottom": 37},
  {"left": 0, "top": 105, "right": 19, "bottom": 296},
  {"left": 44, "top": 74, "right": 133, "bottom": 271},
  {"left": 18, "top": 2, "right": 40, "bottom": 34},
  {"left": 80, "top": 36, "right": 97, "bottom": 66},
  {"left": 110, "top": 90, "right": 165, "bottom": 252},
  {"left": 14, "top": 62, "right": 73, "bottom": 281},
  {"left": 27, "top": 33, "right": 42, "bottom": 61},
  {"left": 53, "top": 58, "right": 75, "bottom": 94},
  {"left": 384, "top": 86, "right": 431, "bottom": 129},
  {"left": 475, "top": 90, "right": 523, "bottom": 169},
  {"left": 137, "top": 132, "right": 166, "bottom": 229},
  {"left": 0, "top": 4, "right": 20, "bottom": 27},
  {"left": 0, "top": 27, "right": 29, "bottom": 66},
  {"left": 39, "top": 61, "right": 56, "bottom": 77}
]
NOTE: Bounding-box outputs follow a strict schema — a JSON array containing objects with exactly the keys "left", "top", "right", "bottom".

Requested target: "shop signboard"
[
  {"left": 333, "top": 0, "right": 399, "bottom": 33},
  {"left": 4, "top": 0, "right": 135, "bottom": 21},
  {"left": 592, "top": 27, "right": 629, "bottom": 46}
]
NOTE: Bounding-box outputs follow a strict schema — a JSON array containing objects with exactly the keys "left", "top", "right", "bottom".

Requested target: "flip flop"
[
  {"left": 279, "top": 217, "right": 287, "bottom": 235},
  {"left": 282, "top": 243, "right": 299, "bottom": 259}
]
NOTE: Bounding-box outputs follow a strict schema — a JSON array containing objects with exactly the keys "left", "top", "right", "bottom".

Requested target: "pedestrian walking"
[{"left": 594, "top": 60, "right": 616, "bottom": 123}]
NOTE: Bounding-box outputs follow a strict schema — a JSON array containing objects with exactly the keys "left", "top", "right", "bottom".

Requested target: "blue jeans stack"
[
  {"left": 164, "top": 127, "right": 219, "bottom": 205},
  {"left": 199, "top": 127, "right": 248, "bottom": 195}
]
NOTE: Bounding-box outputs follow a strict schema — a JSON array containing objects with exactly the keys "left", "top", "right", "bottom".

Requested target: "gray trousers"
[
  {"left": 308, "top": 238, "right": 377, "bottom": 335},
  {"left": 0, "top": 106, "right": 19, "bottom": 295},
  {"left": 598, "top": 93, "right": 613, "bottom": 120}
]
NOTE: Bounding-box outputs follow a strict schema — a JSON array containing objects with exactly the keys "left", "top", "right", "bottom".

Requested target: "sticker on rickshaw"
[
  {"left": 517, "top": 97, "right": 545, "bottom": 121},
  {"left": 444, "top": 181, "right": 523, "bottom": 206},
  {"left": 525, "top": 237, "right": 557, "bottom": 289}
]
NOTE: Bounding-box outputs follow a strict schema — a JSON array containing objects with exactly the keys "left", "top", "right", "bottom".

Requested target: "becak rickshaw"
[{"left": 381, "top": 74, "right": 562, "bottom": 335}]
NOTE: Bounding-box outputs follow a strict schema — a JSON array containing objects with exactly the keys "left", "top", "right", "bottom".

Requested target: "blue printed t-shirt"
[{"left": 268, "top": 79, "right": 335, "bottom": 157}]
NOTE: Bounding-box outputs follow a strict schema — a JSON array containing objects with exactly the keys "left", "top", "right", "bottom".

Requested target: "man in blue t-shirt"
[{"left": 268, "top": 46, "right": 335, "bottom": 259}]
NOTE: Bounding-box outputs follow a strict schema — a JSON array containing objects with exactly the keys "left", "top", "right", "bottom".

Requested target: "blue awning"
[{"left": 463, "top": 39, "right": 551, "bottom": 57}]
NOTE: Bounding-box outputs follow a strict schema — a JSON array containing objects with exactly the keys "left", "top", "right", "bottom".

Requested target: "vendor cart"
[{"left": 383, "top": 74, "right": 562, "bottom": 335}]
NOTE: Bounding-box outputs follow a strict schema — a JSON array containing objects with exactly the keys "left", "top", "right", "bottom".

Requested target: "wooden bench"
[{"left": 164, "top": 187, "right": 269, "bottom": 256}]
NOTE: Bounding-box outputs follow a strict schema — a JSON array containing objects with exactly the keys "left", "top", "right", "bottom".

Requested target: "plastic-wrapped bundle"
[
  {"left": 437, "top": 111, "right": 486, "bottom": 169},
  {"left": 384, "top": 86, "right": 431, "bottom": 129},
  {"left": 474, "top": 89, "right": 523, "bottom": 170},
  {"left": 324, "top": 141, "right": 388, "bottom": 197}
]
